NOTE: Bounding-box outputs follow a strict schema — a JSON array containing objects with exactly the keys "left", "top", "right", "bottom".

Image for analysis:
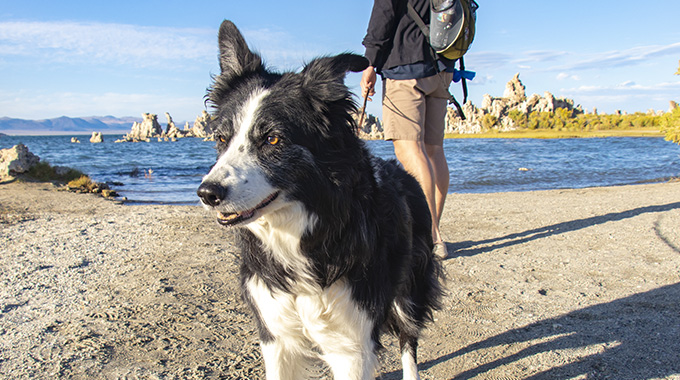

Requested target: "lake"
[{"left": 2, "top": 135, "right": 678, "bottom": 205}]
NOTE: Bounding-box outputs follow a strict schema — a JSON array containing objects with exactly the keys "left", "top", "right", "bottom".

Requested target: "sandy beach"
[{"left": 1, "top": 180, "right": 679, "bottom": 379}]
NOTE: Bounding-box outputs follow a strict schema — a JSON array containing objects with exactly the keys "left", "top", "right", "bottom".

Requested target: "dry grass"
[
  {"left": 446, "top": 128, "right": 664, "bottom": 139},
  {"left": 67, "top": 175, "right": 97, "bottom": 191}
]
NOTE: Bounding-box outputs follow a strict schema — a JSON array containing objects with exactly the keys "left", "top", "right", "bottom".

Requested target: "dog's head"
[{"left": 197, "top": 20, "right": 369, "bottom": 228}]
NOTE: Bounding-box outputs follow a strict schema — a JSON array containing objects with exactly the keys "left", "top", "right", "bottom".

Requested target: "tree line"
[{"left": 665, "top": 61, "right": 680, "bottom": 144}]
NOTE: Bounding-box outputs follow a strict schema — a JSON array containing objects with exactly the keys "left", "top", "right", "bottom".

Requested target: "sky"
[{"left": 1, "top": 0, "right": 679, "bottom": 124}]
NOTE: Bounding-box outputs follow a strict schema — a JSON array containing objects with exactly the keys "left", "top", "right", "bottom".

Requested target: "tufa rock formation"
[
  {"left": 353, "top": 110, "right": 384, "bottom": 140},
  {"left": 1, "top": 144, "right": 40, "bottom": 180},
  {"left": 446, "top": 73, "right": 583, "bottom": 134},
  {"left": 355, "top": 73, "right": 585, "bottom": 138},
  {"left": 164, "top": 112, "right": 188, "bottom": 140},
  {"left": 117, "top": 113, "right": 163, "bottom": 142},
  {"left": 188, "top": 110, "right": 214, "bottom": 140},
  {"left": 116, "top": 111, "right": 215, "bottom": 142},
  {"left": 90, "top": 132, "right": 104, "bottom": 143}
]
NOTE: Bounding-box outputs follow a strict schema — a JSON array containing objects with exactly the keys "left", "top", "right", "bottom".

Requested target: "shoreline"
[
  {"left": 2, "top": 128, "right": 666, "bottom": 139},
  {"left": 1, "top": 180, "right": 679, "bottom": 378}
]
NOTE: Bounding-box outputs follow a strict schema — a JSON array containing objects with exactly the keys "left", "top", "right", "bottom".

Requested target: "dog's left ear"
[
  {"left": 217, "top": 20, "right": 263, "bottom": 79},
  {"left": 301, "top": 53, "right": 369, "bottom": 102}
]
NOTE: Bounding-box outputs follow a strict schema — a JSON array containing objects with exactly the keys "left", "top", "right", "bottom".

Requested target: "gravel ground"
[{"left": 1, "top": 180, "right": 679, "bottom": 379}]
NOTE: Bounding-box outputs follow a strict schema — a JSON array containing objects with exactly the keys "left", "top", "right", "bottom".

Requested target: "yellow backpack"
[
  {"left": 407, "top": 0, "right": 478, "bottom": 60},
  {"left": 407, "top": 0, "right": 478, "bottom": 119}
]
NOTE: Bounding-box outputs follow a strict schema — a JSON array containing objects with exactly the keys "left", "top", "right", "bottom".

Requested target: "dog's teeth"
[{"left": 218, "top": 212, "right": 239, "bottom": 221}]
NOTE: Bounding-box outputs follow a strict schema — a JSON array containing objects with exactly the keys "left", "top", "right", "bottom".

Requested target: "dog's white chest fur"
[
  {"left": 244, "top": 206, "right": 379, "bottom": 379},
  {"left": 247, "top": 276, "right": 377, "bottom": 379}
]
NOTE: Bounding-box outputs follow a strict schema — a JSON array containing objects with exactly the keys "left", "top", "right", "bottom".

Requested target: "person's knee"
[
  {"left": 425, "top": 143, "right": 446, "bottom": 163},
  {"left": 394, "top": 140, "right": 427, "bottom": 161},
  {"left": 424, "top": 142, "right": 442, "bottom": 155}
]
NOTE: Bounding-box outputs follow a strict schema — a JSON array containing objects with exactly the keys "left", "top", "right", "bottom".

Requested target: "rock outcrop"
[
  {"left": 163, "top": 112, "right": 189, "bottom": 140},
  {"left": 90, "top": 132, "right": 104, "bottom": 143},
  {"left": 1, "top": 144, "right": 40, "bottom": 180},
  {"left": 116, "top": 111, "right": 215, "bottom": 142},
  {"left": 446, "top": 73, "right": 583, "bottom": 134},
  {"left": 354, "top": 111, "right": 384, "bottom": 140},
  {"left": 355, "top": 73, "right": 584, "bottom": 138},
  {"left": 188, "top": 110, "right": 214, "bottom": 140},
  {"left": 117, "top": 113, "right": 163, "bottom": 142}
]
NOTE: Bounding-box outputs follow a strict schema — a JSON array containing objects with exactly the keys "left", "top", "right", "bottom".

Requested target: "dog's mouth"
[{"left": 216, "top": 191, "right": 279, "bottom": 226}]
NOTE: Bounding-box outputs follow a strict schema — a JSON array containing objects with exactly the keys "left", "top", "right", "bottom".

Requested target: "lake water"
[{"left": 2, "top": 135, "right": 679, "bottom": 205}]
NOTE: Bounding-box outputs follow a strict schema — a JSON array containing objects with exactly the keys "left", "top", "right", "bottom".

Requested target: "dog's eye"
[
  {"left": 217, "top": 135, "right": 227, "bottom": 143},
  {"left": 267, "top": 135, "right": 280, "bottom": 145}
]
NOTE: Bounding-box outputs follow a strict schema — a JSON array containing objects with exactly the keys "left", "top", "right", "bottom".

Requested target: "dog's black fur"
[{"left": 197, "top": 20, "right": 444, "bottom": 379}]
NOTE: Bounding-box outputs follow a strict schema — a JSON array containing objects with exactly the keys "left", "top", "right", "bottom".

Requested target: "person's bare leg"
[
  {"left": 425, "top": 143, "right": 449, "bottom": 227},
  {"left": 393, "top": 140, "right": 443, "bottom": 245}
]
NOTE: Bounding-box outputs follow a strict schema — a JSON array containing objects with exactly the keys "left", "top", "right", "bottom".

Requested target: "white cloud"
[
  {"left": 0, "top": 20, "right": 330, "bottom": 72},
  {"left": 466, "top": 74, "right": 494, "bottom": 86},
  {"left": 0, "top": 21, "right": 345, "bottom": 120},
  {"left": 551, "top": 42, "right": 680, "bottom": 71},
  {"left": 556, "top": 72, "right": 581, "bottom": 81},
  {"left": 515, "top": 50, "right": 567, "bottom": 64},
  {"left": 465, "top": 51, "right": 512, "bottom": 69},
  {"left": 471, "top": 42, "right": 680, "bottom": 78},
  {"left": 242, "top": 27, "right": 325, "bottom": 70},
  {"left": 466, "top": 50, "right": 567, "bottom": 71},
  {"left": 0, "top": 89, "right": 205, "bottom": 121},
  {"left": 563, "top": 80, "right": 680, "bottom": 94},
  {"left": 0, "top": 21, "right": 216, "bottom": 68},
  {"left": 558, "top": 80, "right": 680, "bottom": 113}
]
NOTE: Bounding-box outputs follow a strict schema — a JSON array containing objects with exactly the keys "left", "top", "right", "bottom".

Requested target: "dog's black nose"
[{"left": 197, "top": 182, "right": 228, "bottom": 207}]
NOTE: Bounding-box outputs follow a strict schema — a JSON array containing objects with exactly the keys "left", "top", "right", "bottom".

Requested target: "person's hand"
[{"left": 360, "top": 66, "right": 377, "bottom": 102}]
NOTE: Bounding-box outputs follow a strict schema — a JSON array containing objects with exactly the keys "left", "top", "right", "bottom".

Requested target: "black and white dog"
[{"left": 197, "top": 20, "right": 444, "bottom": 380}]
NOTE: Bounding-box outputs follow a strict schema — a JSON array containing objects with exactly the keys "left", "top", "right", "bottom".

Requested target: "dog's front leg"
[
  {"left": 298, "top": 281, "right": 379, "bottom": 380},
  {"left": 247, "top": 276, "right": 313, "bottom": 379},
  {"left": 321, "top": 350, "right": 377, "bottom": 380},
  {"left": 260, "top": 340, "right": 311, "bottom": 380}
]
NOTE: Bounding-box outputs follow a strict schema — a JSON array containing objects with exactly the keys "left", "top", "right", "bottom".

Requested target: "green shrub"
[
  {"left": 27, "top": 162, "right": 85, "bottom": 182},
  {"left": 662, "top": 106, "right": 680, "bottom": 144},
  {"left": 481, "top": 114, "right": 498, "bottom": 130},
  {"left": 507, "top": 110, "right": 526, "bottom": 128}
]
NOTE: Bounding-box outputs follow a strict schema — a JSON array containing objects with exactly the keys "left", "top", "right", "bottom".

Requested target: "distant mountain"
[{"left": 0, "top": 116, "right": 143, "bottom": 135}]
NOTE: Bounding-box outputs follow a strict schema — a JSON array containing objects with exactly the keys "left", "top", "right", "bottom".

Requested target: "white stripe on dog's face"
[{"left": 202, "top": 88, "right": 275, "bottom": 213}]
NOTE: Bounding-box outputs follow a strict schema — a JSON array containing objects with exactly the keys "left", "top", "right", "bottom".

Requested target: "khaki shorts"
[{"left": 382, "top": 72, "right": 453, "bottom": 145}]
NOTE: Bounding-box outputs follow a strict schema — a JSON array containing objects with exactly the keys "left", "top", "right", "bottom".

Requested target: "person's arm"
[
  {"left": 362, "top": 0, "right": 398, "bottom": 72},
  {"left": 360, "top": 65, "right": 377, "bottom": 100}
]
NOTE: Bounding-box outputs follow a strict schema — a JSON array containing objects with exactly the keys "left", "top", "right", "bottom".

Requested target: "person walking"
[{"left": 360, "top": 0, "right": 454, "bottom": 258}]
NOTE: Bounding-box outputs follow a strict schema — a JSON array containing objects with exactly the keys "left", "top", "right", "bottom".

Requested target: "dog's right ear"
[{"left": 217, "top": 20, "right": 262, "bottom": 78}]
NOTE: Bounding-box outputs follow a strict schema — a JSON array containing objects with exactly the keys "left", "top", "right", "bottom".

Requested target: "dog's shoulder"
[{"left": 370, "top": 156, "right": 424, "bottom": 199}]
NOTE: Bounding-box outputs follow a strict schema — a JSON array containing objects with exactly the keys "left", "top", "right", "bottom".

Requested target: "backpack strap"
[
  {"left": 448, "top": 83, "right": 466, "bottom": 120},
  {"left": 407, "top": 0, "right": 468, "bottom": 120},
  {"left": 406, "top": 2, "right": 430, "bottom": 42},
  {"left": 459, "top": 56, "right": 469, "bottom": 104}
]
